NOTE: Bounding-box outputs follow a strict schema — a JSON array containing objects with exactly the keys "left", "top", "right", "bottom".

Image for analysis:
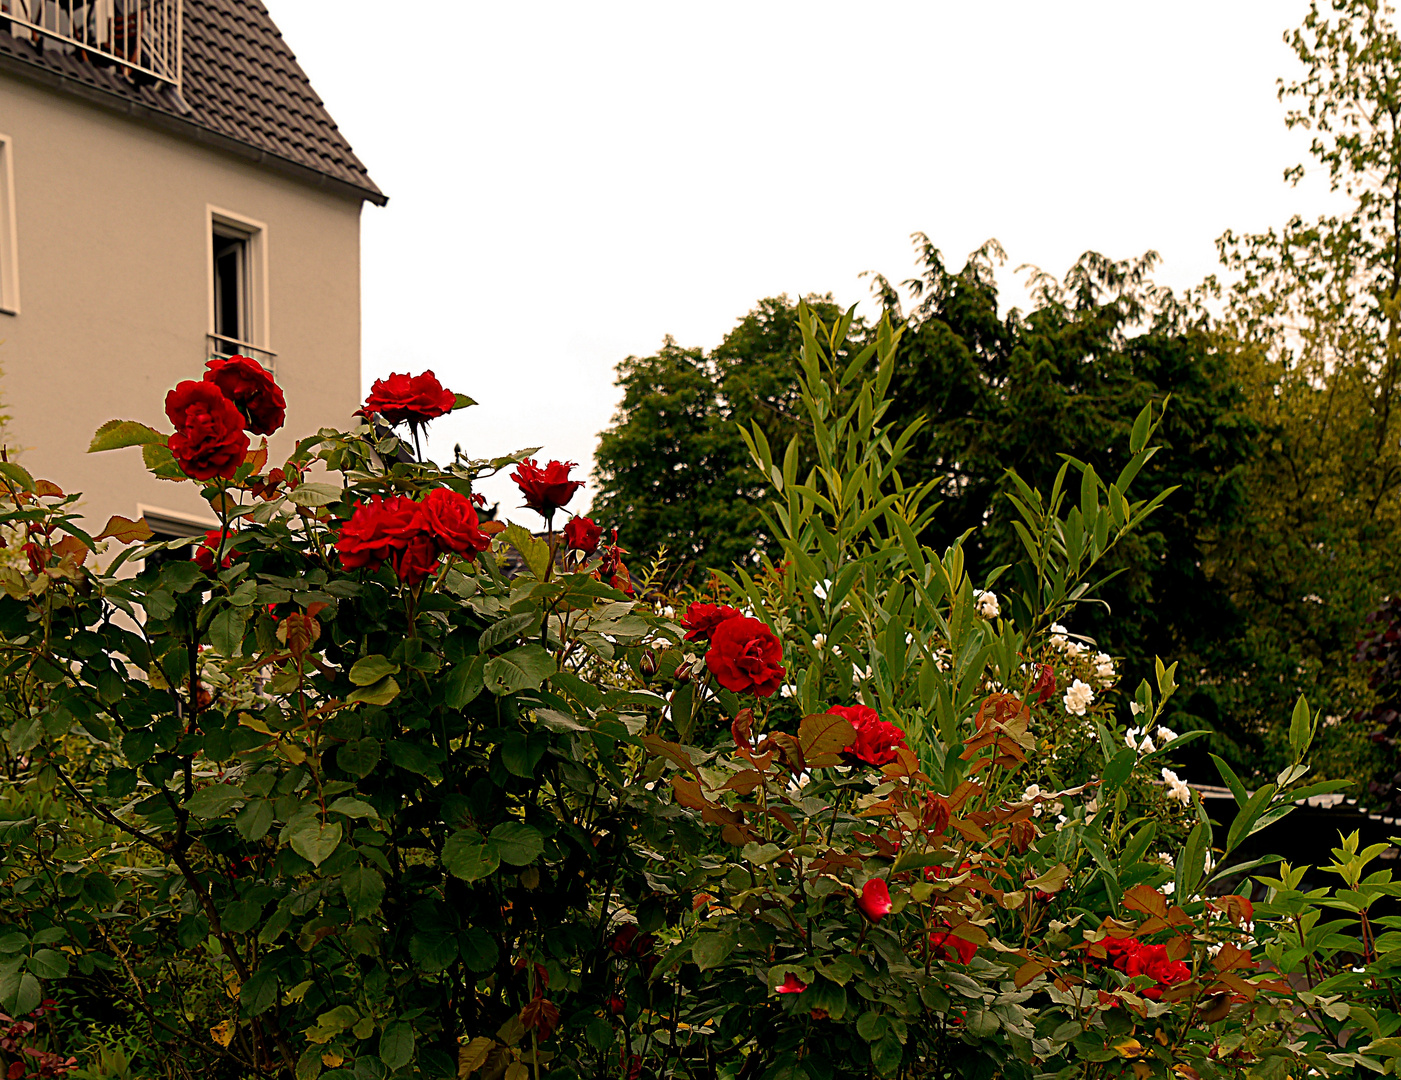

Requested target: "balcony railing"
[
  {"left": 0, "top": 0, "right": 180, "bottom": 84},
  {"left": 208, "top": 334, "right": 276, "bottom": 375}
]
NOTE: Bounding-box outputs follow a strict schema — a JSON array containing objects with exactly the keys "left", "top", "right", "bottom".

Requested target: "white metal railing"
[
  {"left": 0, "top": 0, "right": 181, "bottom": 84},
  {"left": 208, "top": 334, "right": 276, "bottom": 376}
]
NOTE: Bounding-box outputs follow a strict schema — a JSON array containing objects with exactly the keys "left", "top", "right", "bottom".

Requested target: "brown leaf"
[
  {"left": 1009, "top": 819, "right": 1038, "bottom": 854},
  {"left": 1174, "top": 1064, "right": 1205, "bottom": 1080},
  {"left": 480, "top": 521, "right": 507, "bottom": 536},
  {"left": 1014, "top": 958, "right": 1053, "bottom": 987},
  {"left": 798, "top": 712, "right": 855, "bottom": 759},
  {"left": 1211, "top": 943, "right": 1255, "bottom": 974},
  {"left": 1123, "top": 883, "right": 1168, "bottom": 919},
  {"left": 52, "top": 535, "right": 89, "bottom": 566},
  {"left": 1197, "top": 993, "right": 1232, "bottom": 1024},
  {"left": 33, "top": 480, "right": 63, "bottom": 498},
  {"left": 731, "top": 708, "right": 754, "bottom": 752},
  {"left": 721, "top": 770, "right": 764, "bottom": 795},
  {"left": 641, "top": 735, "right": 695, "bottom": 775},
  {"left": 243, "top": 442, "right": 268, "bottom": 475},
  {"left": 95, "top": 514, "right": 154, "bottom": 545}
]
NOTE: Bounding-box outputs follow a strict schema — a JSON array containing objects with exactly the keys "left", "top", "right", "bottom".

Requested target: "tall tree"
[
  {"left": 1204, "top": 0, "right": 1401, "bottom": 786},
  {"left": 589, "top": 296, "right": 859, "bottom": 587}
]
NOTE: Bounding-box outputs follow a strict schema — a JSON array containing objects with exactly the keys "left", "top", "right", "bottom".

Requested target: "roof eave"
[{"left": 0, "top": 51, "right": 388, "bottom": 207}]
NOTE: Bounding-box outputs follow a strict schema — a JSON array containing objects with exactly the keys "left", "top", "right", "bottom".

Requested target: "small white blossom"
[
  {"left": 1156, "top": 725, "right": 1177, "bottom": 744},
  {"left": 1162, "top": 881, "right": 1175, "bottom": 896},
  {"left": 1130, "top": 701, "right": 1144, "bottom": 716},
  {"left": 1161, "top": 768, "right": 1191, "bottom": 806},
  {"left": 1125, "top": 727, "right": 1154, "bottom": 755},
  {"left": 1063, "top": 639, "right": 1085, "bottom": 659},
  {"left": 1156, "top": 851, "right": 1175, "bottom": 869},
  {"left": 1063, "top": 679, "right": 1094, "bottom": 716},
  {"left": 1048, "top": 919, "right": 1068, "bottom": 934},
  {"left": 975, "top": 590, "right": 1000, "bottom": 619},
  {"left": 1094, "top": 652, "right": 1115, "bottom": 685},
  {"left": 1206, "top": 941, "right": 1223, "bottom": 958},
  {"left": 1048, "top": 623, "right": 1068, "bottom": 649},
  {"left": 812, "top": 633, "right": 827, "bottom": 650}
]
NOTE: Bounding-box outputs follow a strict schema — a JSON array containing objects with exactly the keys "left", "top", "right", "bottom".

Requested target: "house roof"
[{"left": 0, "top": 0, "right": 385, "bottom": 205}]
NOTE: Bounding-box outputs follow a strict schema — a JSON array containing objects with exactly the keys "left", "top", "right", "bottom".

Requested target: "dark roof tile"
[{"left": 0, "top": 0, "right": 383, "bottom": 203}]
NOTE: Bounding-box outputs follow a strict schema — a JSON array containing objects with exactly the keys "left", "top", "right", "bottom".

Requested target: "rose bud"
[{"left": 857, "top": 878, "right": 893, "bottom": 921}]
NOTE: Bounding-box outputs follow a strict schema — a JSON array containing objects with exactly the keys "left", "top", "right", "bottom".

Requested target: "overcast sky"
[{"left": 271, "top": 0, "right": 1342, "bottom": 517}]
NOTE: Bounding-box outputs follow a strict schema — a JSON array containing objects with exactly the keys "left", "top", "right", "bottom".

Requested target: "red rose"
[
  {"left": 704, "top": 615, "right": 785, "bottom": 697},
  {"left": 680, "top": 602, "right": 743, "bottom": 642},
  {"left": 929, "top": 928, "right": 977, "bottom": 965},
  {"left": 192, "top": 529, "right": 236, "bottom": 574},
  {"left": 392, "top": 531, "right": 440, "bottom": 585},
  {"left": 828, "top": 704, "right": 908, "bottom": 767},
  {"left": 510, "top": 459, "right": 584, "bottom": 517},
  {"left": 857, "top": 878, "right": 892, "bottom": 921},
  {"left": 335, "top": 495, "right": 420, "bottom": 572},
  {"left": 417, "top": 488, "right": 491, "bottom": 559},
  {"left": 362, "top": 371, "right": 457, "bottom": 426},
  {"left": 563, "top": 515, "right": 602, "bottom": 554},
  {"left": 165, "top": 381, "right": 250, "bottom": 481},
  {"left": 204, "top": 356, "right": 285, "bottom": 435},
  {"left": 775, "top": 973, "right": 807, "bottom": 994},
  {"left": 1106, "top": 938, "right": 1191, "bottom": 999}
]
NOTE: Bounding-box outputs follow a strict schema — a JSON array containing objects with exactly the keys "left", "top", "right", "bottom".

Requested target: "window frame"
[
  {"left": 206, "top": 206, "right": 269, "bottom": 357},
  {"left": 0, "top": 133, "right": 19, "bottom": 316}
]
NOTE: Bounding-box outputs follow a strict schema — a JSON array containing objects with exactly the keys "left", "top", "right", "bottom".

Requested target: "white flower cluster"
[
  {"left": 1093, "top": 651, "right": 1115, "bottom": 686},
  {"left": 1048, "top": 623, "right": 1086, "bottom": 658},
  {"left": 1161, "top": 767, "right": 1191, "bottom": 806},
  {"left": 1125, "top": 724, "right": 1177, "bottom": 755},
  {"left": 1020, "top": 784, "right": 1063, "bottom": 818},
  {"left": 1063, "top": 679, "right": 1094, "bottom": 716},
  {"left": 974, "top": 589, "right": 1000, "bottom": 619}
]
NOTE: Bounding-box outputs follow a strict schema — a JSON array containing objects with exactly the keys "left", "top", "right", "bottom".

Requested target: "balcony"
[{"left": 0, "top": 0, "right": 180, "bottom": 84}]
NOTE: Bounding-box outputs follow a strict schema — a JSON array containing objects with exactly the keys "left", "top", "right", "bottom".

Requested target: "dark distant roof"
[{"left": 0, "top": 0, "right": 385, "bottom": 205}]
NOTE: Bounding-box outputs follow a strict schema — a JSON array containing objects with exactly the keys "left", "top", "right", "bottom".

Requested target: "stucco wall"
[{"left": 0, "top": 72, "right": 363, "bottom": 534}]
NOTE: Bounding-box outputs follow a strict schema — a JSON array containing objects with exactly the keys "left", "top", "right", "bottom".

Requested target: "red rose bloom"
[
  {"left": 680, "top": 602, "right": 743, "bottom": 642},
  {"left": 204, "top": 355, "right": 285, "bottom": 435},
  {"left": 704, "top": 615, "right": 785, "bottom": 697},
  {"left": 417, "top": 487, "right": 492, "bottom": 559},
  {"left": 165, "top": 381, "right": 250, "bottom": 481},
  {"left": 828, "top": 704, "right": 908, "bottom": 767},
  {"left": 510, "top": 459, "right": 584, "bottom": 517},
  {"left": 192, "top": 529, "right": 236, "bottom": 574},
  {"left": 363, "top": 371, "right": 457, "bottom": 426},
  {"left": 335, "top": 495, "right": 420, "bottom": 572},
  {"left": 775, "top": 973, "right": 807, "bottom": 994},
  {"left": 1104, "top": 938, "right": 1191, "bottom": 999},
  {"left": 857, "top": 879, "right": 892, "bottom": 921},
  {"left": 393, "top": 531, "right": 440, "bottom": 585},
  {"left": 929, "top": 927, "right": 977, "bottom": 964},
  {"left": 563, "top": 515, "right": 602, "bottom": 554}
]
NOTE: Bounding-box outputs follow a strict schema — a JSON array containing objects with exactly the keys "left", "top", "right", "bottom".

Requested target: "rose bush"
[{"left": 0, "top": 320, "right": 1385, "bottom": 1080}]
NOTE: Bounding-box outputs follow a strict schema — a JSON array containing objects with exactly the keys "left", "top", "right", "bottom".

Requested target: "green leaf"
[
  {"left": 1289, "top": 694, "right": 1315, "bottom": 761},
  {"left": 444, "top": 654, "right": 487, "bottom": 709},
  {"left": 88, "top": 419, "right": 165, "bottom": 453},
  {"left": 349, "top": 655, "right": 400, "bottom": 686},
  {"left": 1211, "top": 753, "right": 1250, "bottom": 809},
  {"left": 1227, "top": 784, "right": 1278, "bottom": 854},
  {"left": 327, "top": 796, "right": 378, "bottom": 820},
  {"left": 1101, "top": 747, "right": 1137, "bottom": 793},
  {"left": 186, "top": 783, "right": 245, "bottom": 819},
  {"left": 692, "top": 930, "right": 735, "bottom": 972},
  {"left": 0, "top": 461, "right": 34, "bottom": 494},
  {"left": 442, "top": 830, "right": 500, "bottom": 881},
  {"left": 379, "top": 1023, "right": 414, "bottom": 1071},
  {"left": 341, "top": 866, "right": 385, "bottom": 920},
  {"left": 489, "top": 822, "right": 544, "bottom": 865},
  {"left": 27, "top": 949, "right": 67, "bottom": 980},
  {"left": 484, "top": 645, "right": 556, "bottom": 695},
  {"left": 337, "top": 737, "right": 381, "bottom": 779},
  {"left": 142, "top": 441, "right": 184, "bottom": 479},
  {"left": 346, "top": 676, "right": 400, "bottom": 706},
  {"left": 479, "top": 612, "right": 539, "bottom": 653},
  {"left": 287, "top": 482, "right": 343, "bottom": 508},
  {"left": 235, "top": 799, "right": 275, "bottom": 841},
  {"left": 452, "top": 393, "right": 477, "bottom": 411},
  {"left": 240, "top": 969, "right": 278, "bottom": 1016},
  {"left": 501, "top": 523, "right": 551, "bottom": 580},
  {"left": 208, "top": 606, "right": 250, "bottom": 657},
  {"left": 460, "top": 927, "right": 499, "bottom": 971},
  {"left": 289, "top": 819, "right": 343, "bottom": 867}
]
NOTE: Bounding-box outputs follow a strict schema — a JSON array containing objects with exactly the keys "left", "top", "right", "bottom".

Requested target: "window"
[
  {"left": 138, "top": 506, "right": 216, "bottom": 572},
  {"left": 0, "top": 133, "right": 17, "bottom": 316},
  {"left": 206, "top": 207, "right": 272, "bottom": 370}
]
